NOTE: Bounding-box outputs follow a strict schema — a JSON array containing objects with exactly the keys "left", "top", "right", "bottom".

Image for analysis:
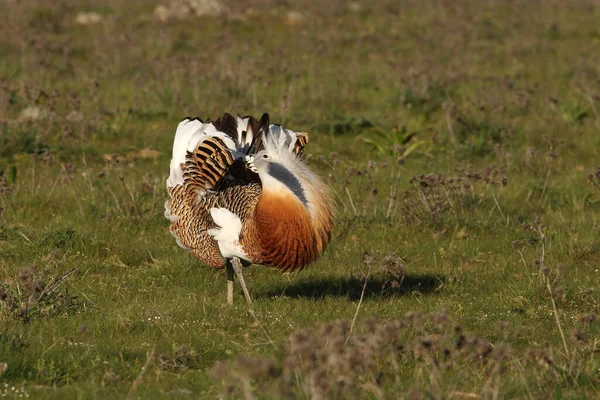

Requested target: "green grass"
[{"left": 1, "top": 0, "right": 600, "bottom": 398}]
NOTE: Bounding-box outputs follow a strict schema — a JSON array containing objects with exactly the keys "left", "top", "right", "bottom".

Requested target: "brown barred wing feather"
[{"left": 183, "top": 137, "right": 235, "bottom": 192}]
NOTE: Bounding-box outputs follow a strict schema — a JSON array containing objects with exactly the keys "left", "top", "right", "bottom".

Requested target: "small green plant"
[
  {"left": 360, "top": 116, "right": 430, "bottom": 157},
  {"left": 560, "top": 101, "right": 589, "bottom": 124}
]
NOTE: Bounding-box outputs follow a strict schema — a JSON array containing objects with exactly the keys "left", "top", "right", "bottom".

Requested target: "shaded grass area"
[
  {"left": 257, "top": 273, "right": 444, "bottom": 300},
  {"left": 1, "top": 0, "right": 600, "bottom": 398}
]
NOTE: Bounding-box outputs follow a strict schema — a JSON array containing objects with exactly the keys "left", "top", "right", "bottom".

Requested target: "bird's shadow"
[{"left": 256, "top": 273, "right": 444, "bottom": 301}]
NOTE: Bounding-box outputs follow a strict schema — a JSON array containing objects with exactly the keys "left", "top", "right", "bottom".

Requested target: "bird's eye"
[{"left": 262, "top": 154, "right": 270, "bottom": 159}]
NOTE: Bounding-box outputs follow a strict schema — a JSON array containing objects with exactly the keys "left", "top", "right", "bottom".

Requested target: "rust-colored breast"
[{"left": 252, "top": 190, "right": 322, "bottom": 272}]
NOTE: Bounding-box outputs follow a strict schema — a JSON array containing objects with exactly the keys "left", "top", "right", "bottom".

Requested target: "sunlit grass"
[{"left": 1, "top": 0, "right": 600, "bottom": 398}]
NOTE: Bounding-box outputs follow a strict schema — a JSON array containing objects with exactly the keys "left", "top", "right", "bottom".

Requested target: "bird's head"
[{"left": 252, "top": 149, "right": 276, "bottom": 174}]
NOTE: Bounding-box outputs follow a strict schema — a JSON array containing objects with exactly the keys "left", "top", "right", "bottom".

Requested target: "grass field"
[{"left": 1, "top": 0, "right": 600, "bottom": 398}]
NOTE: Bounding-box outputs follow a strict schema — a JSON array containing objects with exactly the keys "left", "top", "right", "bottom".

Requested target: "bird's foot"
[{"left": 245, "top": 155, "right": 257, "bottom": 172}]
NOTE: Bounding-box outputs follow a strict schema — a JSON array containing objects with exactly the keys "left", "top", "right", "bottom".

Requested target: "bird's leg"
[
  {"left": 231, "top": 257, "right": 253, "bottom": 307},
  {"left": 226, "top": 260, "right": 234, "bottom": 305}
]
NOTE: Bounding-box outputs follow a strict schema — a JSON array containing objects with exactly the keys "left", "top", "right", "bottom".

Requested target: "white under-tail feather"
[{"left": 207, "top": 207, "right": 249, "bottom": 261}]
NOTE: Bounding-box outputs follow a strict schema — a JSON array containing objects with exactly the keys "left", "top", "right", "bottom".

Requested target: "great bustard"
[{"left": 165, "top": 113, "right": 334, "bottom": 306}]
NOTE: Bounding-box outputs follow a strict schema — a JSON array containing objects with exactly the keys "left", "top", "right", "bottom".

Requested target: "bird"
[{"left": 165, "top": 113, "right": 334, "bottom": 306}]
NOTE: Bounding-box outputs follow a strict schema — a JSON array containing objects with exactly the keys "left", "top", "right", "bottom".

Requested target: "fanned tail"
[{"left": 166, "top": 113, "right": 311, "bottom": 217}]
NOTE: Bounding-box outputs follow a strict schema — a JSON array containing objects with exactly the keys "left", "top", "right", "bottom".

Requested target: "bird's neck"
[{"left": 258, "top": 163, "right": 308, "bottom": 208}]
